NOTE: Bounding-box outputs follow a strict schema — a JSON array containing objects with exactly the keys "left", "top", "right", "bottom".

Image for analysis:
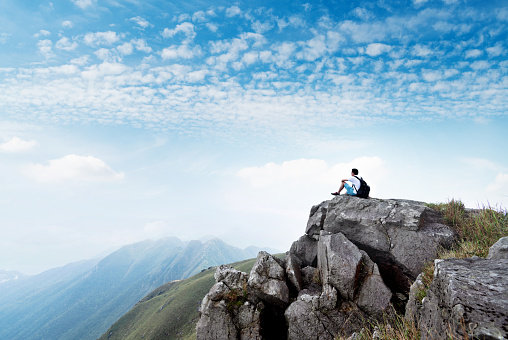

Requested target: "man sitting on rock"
[{"left": 332, "top": 168, "right": 361, "bottom": 196}]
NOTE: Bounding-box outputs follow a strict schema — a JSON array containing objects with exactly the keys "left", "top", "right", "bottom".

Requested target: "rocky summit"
[{"left": 196, "top": 196, "right": 507, "bottom": 340}]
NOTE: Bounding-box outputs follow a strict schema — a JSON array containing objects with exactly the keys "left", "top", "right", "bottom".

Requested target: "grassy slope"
[{"left": 99, "top": 257, "right": 262, "bottom": 340}]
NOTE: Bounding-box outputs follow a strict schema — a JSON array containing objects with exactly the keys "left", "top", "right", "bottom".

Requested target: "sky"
[{"left": 0, "top": 0, "right": 507, "bottom": 275}]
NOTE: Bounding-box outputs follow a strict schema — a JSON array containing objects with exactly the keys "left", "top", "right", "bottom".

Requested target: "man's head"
[{"left": 352, "top": 168, "right": 359, "bottom": 175}]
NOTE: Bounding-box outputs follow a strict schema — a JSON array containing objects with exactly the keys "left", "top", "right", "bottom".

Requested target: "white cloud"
[
  {"left": 242, "top": 51, "right": 259, "bottom": 66},
  {"left": 131, "top": 39, "right": 152, "bottom": 53},
  {"left": 192, "top": 11, "right": 206, "bottom": 22},
  {"left": 252, "top": 20, "right": 273, "bottom": 34},
  {"left": 83, "top": 31, "right": 120, "bottom": 46},
  {"left": 297, "top": 35, "right": 327, "bottom": 61},
  {"left": 162, "top": 22, "right": 196, "bottom": 43},
  {"left": 117, "top": 42, "right": 133, "bottom": 55},
  {"left": 352, "top": 7, "right": 374, "bottom": 20},
  {"left": 94, "top": 48, "right": 113, "bottom": 61},
  {"left": 70, "top": 55, "right": 90, "bottom": 65},
  {"left": 23, "top": 154, "right": 124, "bottom": 183},
  {"left": 226, "top": 6, "right": 242, "bottom": 17},
  {"left": 55, "top": 37, "right": 78, "bottom": 51},
  {"left": 34, "top": 30, "right": 51, "bottom": 38},
  {"left": 130, "top": 16, "right": 151, "bottom": 29},
  {"left": 160, "top": 44, "right": 202, "bottom": 59},
  {"left": 177, "top": 13, "right": 191, "bottom": 22},
  {"left": 470, "top": 60, "right": 491, "bottom": 70},
  {"left": 236, "top": 157, "right": 386, "bottom": 190},
  {"left": 422, "top": 70, "right": 442, "bottom": 82},
  {"left": 72, "top": 0, "right": 96, "bottom": 9},
  {"left": 365, "top": 43, "right": 392, "bottom": 57},
  {"left": 206, "top": 23, "right": 218, "bottom": 32},
  {"left": 37, "top": 39, "right": 53, "bottom": 58},
  {"left": 0, "top": 137, "right": 37, "bottom": 153},
  {"left": 412, "top": 44, "right": 433, "bottom": 57},
  {"left": 229, "top": 156, "right": 388, "bottom": 240},
  {"left": 62, "top": 21, "right": 73, "bottom": 29},
  {"left": 486, "top": 44, "right": 504, "bottom": 57},
  {"left": 465, "top": 49, "right": 482, "bottom": 59},
  {"left": 412, "top": 0, "right": 429, "bottom": 7}
]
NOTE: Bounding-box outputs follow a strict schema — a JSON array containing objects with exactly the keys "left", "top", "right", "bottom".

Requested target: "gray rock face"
[
  {"left": 404, "top": 273, "right": 425, "bottom": 324},
  {"left": 236, "top": 302, "right": 263, "bottom": 340},
  {"left": 248, "top": 251, "right": 289, "bottom": 307},
  {"left": 285, "top": 295, "right": 366, "bottom": 340},
  {"left": 487, "top": 236, "right": 508, "bottom": 260},
  {"left": 285, "top": 253, "right": 304, "bottom": 292},
  {"left": 317, "top": 232, "right": 391, "bottom": 316},
  {"left": 355, "top": 250, "right": 392, "bottom": 317},
  {"left": 317, "top": 231, "right": 363, "bottom": 300},
  {"left": 289, "top": 235, "right": 318, "bottom": 267},
  {"left": 309, "top": 196, "right": 456, "bottom": 292},
  {"left": 306, "top": 200, "right": 330, "bottom": 238},
  {"left": 196, "top": 296, "right": 238, "bottom": 340},
  {"left": 215, "top": 265, "right": 249, "bottom": 290},
  {"left": 420, "top": 257, "right": 508, "bottom": 340}
]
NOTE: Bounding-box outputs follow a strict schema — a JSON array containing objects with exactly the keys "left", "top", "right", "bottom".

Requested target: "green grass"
[
  {"left": 98, "top": 257, "right": 260, "bottom": 340},
  {"left": 98, "top": 254, "right": 286, "bottom": 340}
]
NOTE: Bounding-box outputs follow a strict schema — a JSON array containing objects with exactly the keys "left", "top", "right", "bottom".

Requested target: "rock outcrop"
[
  {"left": 406, "top": 239, "right": 508, "bottom": 340},
  {"left": 304, "top": 196, "right": 457, "bottom": 293},
  {"left": 420, "top": 257, "right": 508, "bottom": 340},
  {"left": 197, "top": 195, "right": 496, "bottom": 340}
]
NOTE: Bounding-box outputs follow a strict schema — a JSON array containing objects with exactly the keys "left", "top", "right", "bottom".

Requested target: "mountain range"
[{"left": 0, "top": 237, "right": 278, "bottom": 340}]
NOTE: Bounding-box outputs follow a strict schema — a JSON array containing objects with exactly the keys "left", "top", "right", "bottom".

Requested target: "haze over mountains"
[{"left": 0, "top": 237, "right": 278, "bottom": 340}]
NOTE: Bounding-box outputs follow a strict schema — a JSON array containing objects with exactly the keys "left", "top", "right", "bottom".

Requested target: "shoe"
[{"left": 331, "top": 192, "right": 339, "bottom": 195}]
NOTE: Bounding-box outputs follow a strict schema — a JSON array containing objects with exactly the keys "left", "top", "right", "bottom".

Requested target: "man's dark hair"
[{"left": 352, "top": 168, "right": 359, "bottom": 175}]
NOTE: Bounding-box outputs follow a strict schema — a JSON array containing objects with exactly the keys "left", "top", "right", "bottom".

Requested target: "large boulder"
[
  {"left": 420, "top": 257, "right": 508, "bottom": 340},
  {"left": 309, "top": 196, "right": 457, "bottom": 292},
  {"left": 317, "top": 231, "right": 392, "bottom": 316},
  {"left": 248, "top": 251, "right": 289, "bottom": 307},
  {"left": 317, "top": 231, "right": 363, "bottom": 300}
]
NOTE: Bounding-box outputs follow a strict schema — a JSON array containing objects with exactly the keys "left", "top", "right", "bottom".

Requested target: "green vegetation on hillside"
[{"left": 99, "top": 257, "right": 263, "bottom": 340}]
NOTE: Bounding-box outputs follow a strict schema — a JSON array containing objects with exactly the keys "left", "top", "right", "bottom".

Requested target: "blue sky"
[{"left": 1, "top": 0, "right": 507, "bottom": 274}]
